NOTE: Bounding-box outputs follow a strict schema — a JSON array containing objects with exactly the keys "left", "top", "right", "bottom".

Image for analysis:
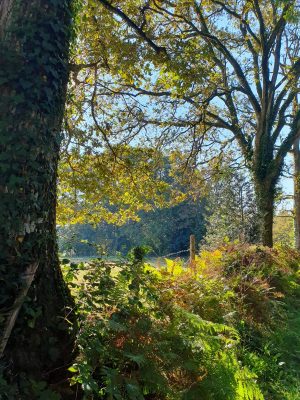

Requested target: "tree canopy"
[{"left": 62, "top": 0, "right": 300, "bottom": 245}]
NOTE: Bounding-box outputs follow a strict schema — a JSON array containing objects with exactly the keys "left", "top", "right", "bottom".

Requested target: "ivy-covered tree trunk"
[
  {"left": 253, "top": 129, "right": 277, "bottom": 247},
  {"left": 0, "top": 0, "right": 76, "bottom": 381},
  {"left": 255, "top": 179, "right": 275, "bottom": 248}
]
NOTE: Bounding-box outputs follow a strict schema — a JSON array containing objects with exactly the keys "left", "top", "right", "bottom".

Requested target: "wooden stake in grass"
[{"left": 189, "top": 234, "right": 196, "bottom": 274}]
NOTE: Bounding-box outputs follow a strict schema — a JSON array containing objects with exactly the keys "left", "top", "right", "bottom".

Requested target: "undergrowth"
[{"left": 61, "top": 244, "right": 300, "bottom": 399}]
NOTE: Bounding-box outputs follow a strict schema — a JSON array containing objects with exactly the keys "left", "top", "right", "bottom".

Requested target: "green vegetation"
[{"left": 62, "top": 245, "right": 300, "bottom": 399}]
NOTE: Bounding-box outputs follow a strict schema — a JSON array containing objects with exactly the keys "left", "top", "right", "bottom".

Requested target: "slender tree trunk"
[
  {"left": 0, "top": 0, "right": 76, "bottom": 381},
  {"left": 254, "top": 179, "right": 275, "bottom": 247},
  {"left": 293, "top": 138, "right": 300, "bottom": 250}
]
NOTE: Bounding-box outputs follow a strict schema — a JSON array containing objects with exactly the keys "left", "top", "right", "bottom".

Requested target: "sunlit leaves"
[{"left": 58, "top": 146, "right": 186, "bottom": 225}]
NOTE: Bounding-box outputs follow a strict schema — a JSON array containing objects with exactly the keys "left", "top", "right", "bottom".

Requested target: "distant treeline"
[{"left": 58, "top": 199, "right": 206, "bottom": 257}]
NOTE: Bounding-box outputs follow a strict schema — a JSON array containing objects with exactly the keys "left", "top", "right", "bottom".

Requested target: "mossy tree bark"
[
  {"left": 252, "top": 124, "right": 277, "bottom": 247},
  {"left": 0, "top": 0, "right": 76, "bottom": 380},
  {"left": 254, "top": 179, "right": 275, "bottom": 248}
]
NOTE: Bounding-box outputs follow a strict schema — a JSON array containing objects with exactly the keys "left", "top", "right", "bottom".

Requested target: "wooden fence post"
[{"left": 189, "top": 234, "right": 196, "bottom": 273}]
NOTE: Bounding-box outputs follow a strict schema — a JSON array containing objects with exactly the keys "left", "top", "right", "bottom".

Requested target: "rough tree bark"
[
  {"left": 254, "top": 179, "right": 275, "bottom": 248},
  {"left": 253, "top": 131, "right": 277, "bottom": 247},
  {"left": 0, "top": 0, "right": 76, "bottom": 382}
]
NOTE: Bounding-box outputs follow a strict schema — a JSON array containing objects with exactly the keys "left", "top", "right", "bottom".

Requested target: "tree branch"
[
  {"left": 271, "top": 109, "right": 300, "bottom": 178},
  {"left": 96, "top": 0, "right": 167, "bottom": 56},
  {"left": 192, "top": 2, "right": 261, "bottom": 115}
]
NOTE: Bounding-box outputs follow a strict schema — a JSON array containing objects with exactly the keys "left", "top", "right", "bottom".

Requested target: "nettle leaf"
[
  {"left": 125, "top": 382, "right": 144, "bottom": 400},
  {"left": 107, "top": 319, "right": 127, "bottom": 332},
  {"left": 124, "top": 353, "right": 146, "bottom": 367}
]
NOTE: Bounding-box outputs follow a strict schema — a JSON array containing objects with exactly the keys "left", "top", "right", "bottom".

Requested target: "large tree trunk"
[
  {"left": 0, "top": 0, "right": 76, "bottom": 383},
  {"left": 253, "top": 119, "right": 278, "bottom": 248},
  {"left": 254, "top": 179, "right": 275, "bottom": 247},
  {"left": 293, "top": 138, "right": 300, "bottom": 250}
]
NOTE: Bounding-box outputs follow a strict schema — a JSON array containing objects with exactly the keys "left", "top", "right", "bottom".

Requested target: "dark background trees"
[
  {"left": 204, "top": 168, "right": 259, "bottom": 247},
  {"left": 59, "top": 198, "right": 206, "bottom": 257}
]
